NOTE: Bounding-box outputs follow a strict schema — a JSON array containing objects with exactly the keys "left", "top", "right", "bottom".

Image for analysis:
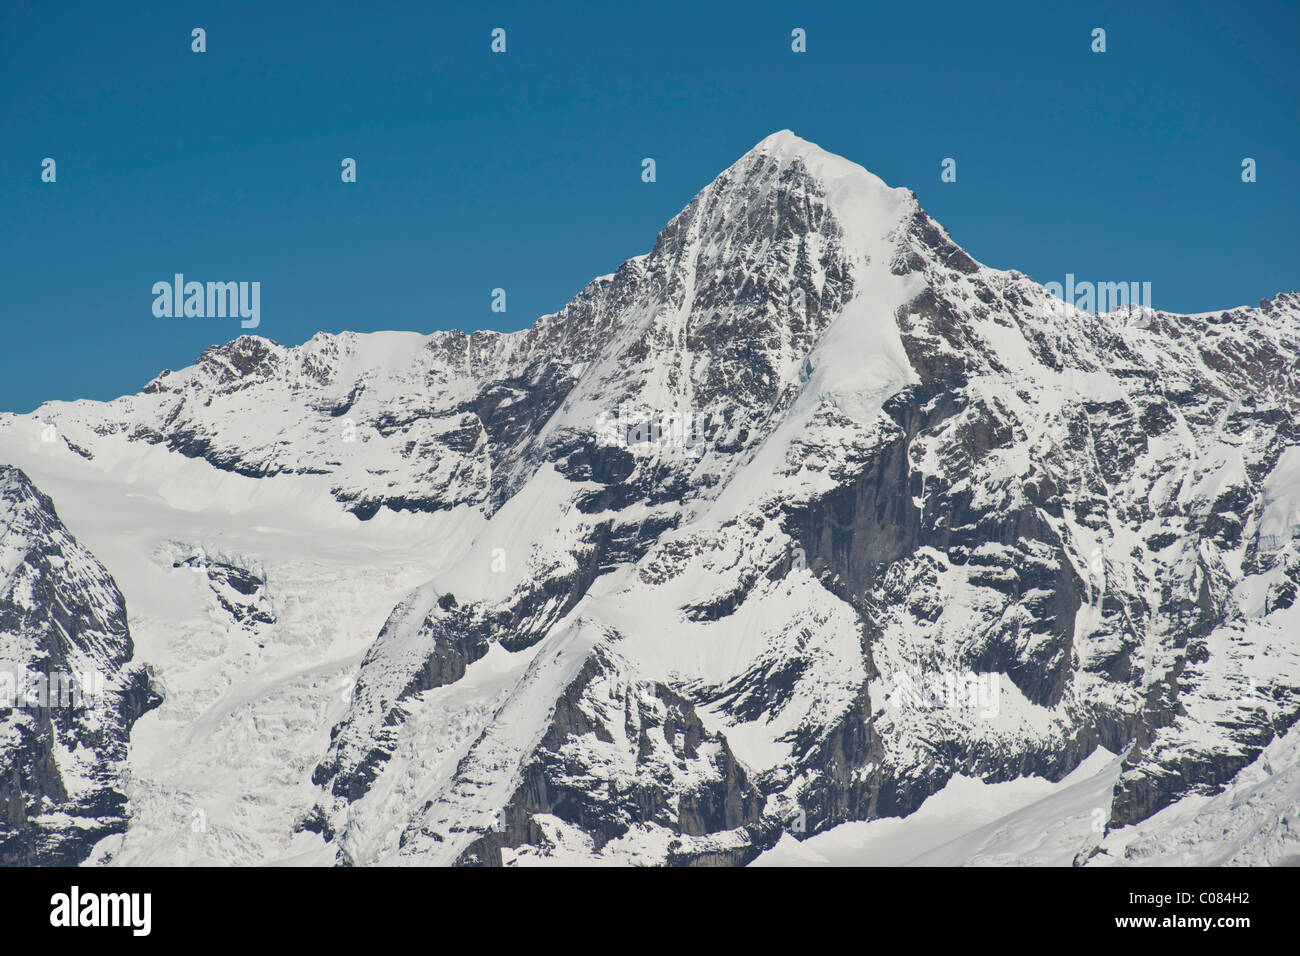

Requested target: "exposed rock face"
[
  {"left": 312, "top": 584, "right": 494, "bottom": 802},
  {"left": 0, "top": 466, "right": 161, "bottom": 864},
  {"left": 6, "top": 131, "right": 1300, "bottom": 865},
  {"left": 450, "top": 642, "right": 769, "bottom": 867}
]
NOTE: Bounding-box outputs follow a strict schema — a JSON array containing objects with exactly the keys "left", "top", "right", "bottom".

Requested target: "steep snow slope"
[
  {"left": 752, "top": 746, "right": 1122, "bottom": 866},
  {"left": 1, "top": 130, "right": 1298, "bottom": 866}
]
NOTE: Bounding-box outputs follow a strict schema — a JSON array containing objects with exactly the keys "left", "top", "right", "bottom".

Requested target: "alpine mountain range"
[{"left": 2, "top": 131, "right": 1299, "bottom": 867}]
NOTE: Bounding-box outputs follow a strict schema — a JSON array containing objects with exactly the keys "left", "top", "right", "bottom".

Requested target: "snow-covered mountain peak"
[
  {"left": 664, "top": 130, "right": 917, "bottom": 267},
  {"left": 746, "top": 129, "right": 906, "bottom": 195}
]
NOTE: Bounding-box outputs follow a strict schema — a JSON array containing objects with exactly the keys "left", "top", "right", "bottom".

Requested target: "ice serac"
[
  {"left": 6, "top": 131, "right": 1300, "bottom": 866},
  {"left": 0, "top": 466, "right": 160, "bottom": 865}
]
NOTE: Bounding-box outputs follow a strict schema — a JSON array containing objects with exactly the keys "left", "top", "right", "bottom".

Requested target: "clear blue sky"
[{"left": 2, "top": 0, "right": 1297, "bottom": 413}]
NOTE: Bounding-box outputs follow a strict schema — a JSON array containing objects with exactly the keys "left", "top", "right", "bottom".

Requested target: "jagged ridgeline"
[{"left": 2, "top": 132, "right": 1298, "bottom": 866}]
